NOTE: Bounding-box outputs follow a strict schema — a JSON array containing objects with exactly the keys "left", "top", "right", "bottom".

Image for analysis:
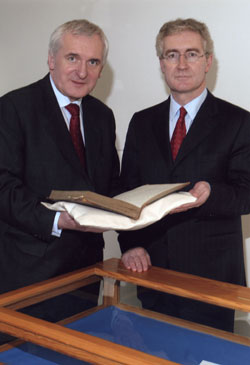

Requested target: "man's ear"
[
  {"left": 159, "top": 58, "right": 166, "bottom": 74},
  {"left": 205, "top": 54, "right": 213, "bottom": 73},
  {"left": 48, "top": 52, "right": 55, "bottom": 71}
]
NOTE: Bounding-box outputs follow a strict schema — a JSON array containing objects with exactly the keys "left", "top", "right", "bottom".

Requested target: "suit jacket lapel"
[
  {"left": 39, "top": 75, "right": 89, "bottom": 178},
  {"left": 174, "top": 91, "right": 218, "bottom": 164},
  {"left": 152, "top": 98, "right": 173, "bottom": 166},
  {"left": 82, "top": 95, "right": 101, "bottom": 184}
]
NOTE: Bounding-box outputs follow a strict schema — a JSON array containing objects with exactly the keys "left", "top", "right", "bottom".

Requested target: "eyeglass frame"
[{"left": 161, "top": 50, "right": 209, "bottom": 64}]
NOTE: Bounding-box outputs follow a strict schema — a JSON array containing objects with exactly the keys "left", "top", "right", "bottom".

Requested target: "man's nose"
[
  {"left": 177, "top": 54, "right": 188, "bottom": 68},
  {"left": 77, "top": 61, "right": 88, "bottom": 78}
]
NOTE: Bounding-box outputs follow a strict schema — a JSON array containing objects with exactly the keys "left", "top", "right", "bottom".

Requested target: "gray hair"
[
  {"left": 156, "top": 18, "right": 214, "bottom": 59},
  {"left": 49, "top": 19, "right": 109, "bottom": 64}
]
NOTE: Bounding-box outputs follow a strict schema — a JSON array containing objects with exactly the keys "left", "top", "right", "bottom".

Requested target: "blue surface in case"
[
  {"left": 68, "top": 306, "right": 250, "bottom": 365},
  {"left": 0, "top": 342, "right": 88, "bottom": 364},
  {"left": 0, "top": 305, "right": 250, "bottom": 364}
]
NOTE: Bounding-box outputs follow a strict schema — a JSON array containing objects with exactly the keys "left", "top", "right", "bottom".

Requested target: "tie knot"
[
  {"left": 179, "top": 106, "right": 187, "bottom": 119},
  {"left": 65, "top": 103, "right": 80, "bottom": 117}
]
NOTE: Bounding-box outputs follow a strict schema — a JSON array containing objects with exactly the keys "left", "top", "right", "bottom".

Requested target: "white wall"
[{"left": 1, "top": 0, "right": 250, "bottom": 278}]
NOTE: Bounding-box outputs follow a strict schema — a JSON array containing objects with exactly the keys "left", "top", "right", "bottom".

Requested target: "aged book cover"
[{"left": 48, "top": 182, "right": 190, "bottom": 220}]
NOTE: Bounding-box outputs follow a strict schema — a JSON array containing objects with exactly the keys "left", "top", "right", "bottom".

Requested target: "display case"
[{"left": 0, "top": 258, "right": 250, "bottom": 364}]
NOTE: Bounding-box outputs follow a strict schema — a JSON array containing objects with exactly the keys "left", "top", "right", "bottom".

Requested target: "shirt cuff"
[{"left": 51, "top": 211, "right": 62, "bottom": 237}]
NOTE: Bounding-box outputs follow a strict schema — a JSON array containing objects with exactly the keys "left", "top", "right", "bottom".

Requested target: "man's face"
[
  {"left": 48, "top": 32, "right": 104, "bottom": 101},
  {"left": 160, "top": 31, "right": 212, "bottom": 104}
]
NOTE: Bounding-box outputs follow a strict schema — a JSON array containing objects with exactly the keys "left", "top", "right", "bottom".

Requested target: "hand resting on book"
[
  {"left": 169, "top": 181, "right": 210, "bottom": 214},
  {"left": 58, "top": 211, "right": 107, "bottom": 233}
]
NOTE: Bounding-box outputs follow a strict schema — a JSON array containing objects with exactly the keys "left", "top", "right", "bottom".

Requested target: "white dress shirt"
[
  {"left": 169, "top": 88, "right": 208, "bottom": 140},
  {"left": 49, "top": 76, "right": 83, "bottom": 237}
]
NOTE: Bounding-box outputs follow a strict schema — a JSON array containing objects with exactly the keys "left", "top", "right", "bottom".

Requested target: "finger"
[
  {"left": 194, "top": 192, "right": 209, "bottom": 206},
  {"left": 169, "top": 203, "right": 195, "bottom": 214},
  {"left": 139, "top": 255, "right": 150, "bottom": 271},
  {"left": 121, "top": 254, "right": 131, "bottom": 269},
  {"left": 130, "top": 255, "right": 144, "bottom": 272},
  {"left": 122, "top": 249, "right": 151, "bottom": 272},
  {"left": 146, "top": 253, "right": 152, "bottom": 266}
]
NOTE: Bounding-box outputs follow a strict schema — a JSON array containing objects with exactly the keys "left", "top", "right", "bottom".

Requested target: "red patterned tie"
[
  {"left": 171, "top": 106, "right": 187, "bottom": 160},
  {"left": 65, "top": 103, "right": 86, "bottom": 168}
]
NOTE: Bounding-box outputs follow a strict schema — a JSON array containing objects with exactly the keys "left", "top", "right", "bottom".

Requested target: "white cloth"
[{"left": 42, "top": 191, "right": 196, "bottom": 231}]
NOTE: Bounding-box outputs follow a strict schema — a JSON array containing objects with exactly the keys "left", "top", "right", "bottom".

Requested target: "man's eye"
[
  {"left": 67, "top": 55, "right": 76, "bottom": 62},
  {"left": 168, "top": 52, "right": 177, "bottom": 59},
  {"left": 187, "top": 51, "right": 198, "bottom": 58},
  {"left": 88, "top": 59, "right": 100, "bottom": 66}
]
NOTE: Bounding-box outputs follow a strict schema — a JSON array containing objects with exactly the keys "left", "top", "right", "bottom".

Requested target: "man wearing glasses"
[{"left": 118, "top": 18, "right": 250, "bottom": 332}]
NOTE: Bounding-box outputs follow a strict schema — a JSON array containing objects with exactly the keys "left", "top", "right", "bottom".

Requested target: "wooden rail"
[
  {"left": 96, "top": 258, "right": 250, "bottom": 313},
  {"left": 0, "top": 258, "right": 250, "bottom": 364}
]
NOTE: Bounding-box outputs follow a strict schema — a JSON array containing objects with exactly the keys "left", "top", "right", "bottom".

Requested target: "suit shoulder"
[
  {"left": 129, "top": 100, "right": 168, "bottom": 128},
  {"left": 212, "top": 94, "right": 250, "bottom": 117},
  {"left": 1, "top": 77, "right": 44, "bottom": 97},
  {"left": 0, "top": 78, "right": 44, "bottom": 104},
  {"left": 134, "top": 100, "right": 168, "bottom": 116},
  {"left": 84, "top": 94, "right": 113, "bottom": 113}
]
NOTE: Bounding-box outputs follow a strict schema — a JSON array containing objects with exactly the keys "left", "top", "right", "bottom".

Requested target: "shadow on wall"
[
  {"left": 90, "top": 62, "right": 123, "bottom": 152},
  {"left": 91, "top": 62, "right": 114, "bottom": 104},
  {"left": 206, "top": 56, "right": 218, "bottom": 92},
  {"left": 91, "top": 53, "right": 219, "bottom": 106}
]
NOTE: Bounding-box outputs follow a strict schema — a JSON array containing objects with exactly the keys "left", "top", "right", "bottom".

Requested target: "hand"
[
  {"left": 58, "top": 212, "right": 107, "bottom": 233},
  {"left": 122, "top": 247, "right": 151, "bottom": 272},
  {"left": 169, "top": 181, "right": 211, "bottom": 214}
]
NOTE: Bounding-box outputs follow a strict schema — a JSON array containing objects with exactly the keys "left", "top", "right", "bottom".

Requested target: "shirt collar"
[
  {"left": 49, "top": 74, "right": 82, "bottom": 108},
  {"left": 170, "top": 88, "right": 207, "bottom": 121}
]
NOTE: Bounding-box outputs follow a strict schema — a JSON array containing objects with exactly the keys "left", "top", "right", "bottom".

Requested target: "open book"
[{"left": 48, "top": 182, "right": 190, "bottom": 220}]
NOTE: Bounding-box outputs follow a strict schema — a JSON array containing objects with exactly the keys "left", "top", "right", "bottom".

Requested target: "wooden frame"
[{"left": 0, "top": 258, "right": 250, "bottom": 364}]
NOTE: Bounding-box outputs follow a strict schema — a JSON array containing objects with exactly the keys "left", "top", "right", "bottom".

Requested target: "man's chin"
[
  {"left": 68, "top": 89, "right": 91, "bottom": 101},
  {"left": 171, "top": 87, "right": 192, "bottom": 94}
]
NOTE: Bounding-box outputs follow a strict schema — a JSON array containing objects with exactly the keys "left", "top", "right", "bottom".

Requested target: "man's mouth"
[
  {"left": 71, "top": 79, "right": 87, "bottom": 85},
  {"left": 175, "top": 75, "right": 190, "bottom": 79}
]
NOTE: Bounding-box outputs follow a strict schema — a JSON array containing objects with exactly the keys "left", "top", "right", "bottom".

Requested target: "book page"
[
  {"left": 48, "top": 190, "right": 141, "bottom": 219},
  {"left": 48, "top": 182, "right": 190, "bottom": 220},
  {"left": 42, "top": 191, "right": 197, "bottom": 231},
  {"left": 114, "top": 183, "right": 190, "bottom": 207}
]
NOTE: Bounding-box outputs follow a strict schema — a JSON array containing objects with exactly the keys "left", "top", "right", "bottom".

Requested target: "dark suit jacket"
[
  {"left": 0, "top": 74, "right": 120, "bottom": 293},
  {"left": 119, "top": 91, "right": 250, "bottom": 286}
]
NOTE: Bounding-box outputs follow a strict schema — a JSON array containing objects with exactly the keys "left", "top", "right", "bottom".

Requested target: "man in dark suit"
[
  {"left": 0, "top": 19, "right": 119, "bottom": 322},
  {"left": 118, "top": 18, "right": 250, "bottom": 332}
]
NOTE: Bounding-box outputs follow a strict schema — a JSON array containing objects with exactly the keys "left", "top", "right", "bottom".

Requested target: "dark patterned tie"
[
  {"left": 171, "top": 107, "right": 187, "bottom": 160},
  {"left": 65, "top": 103, "right": 86, "bottom": 168}
]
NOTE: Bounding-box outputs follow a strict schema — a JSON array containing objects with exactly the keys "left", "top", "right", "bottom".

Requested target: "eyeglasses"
[{"left": 162, "top": 51, "right": 206, "bottom": 64}]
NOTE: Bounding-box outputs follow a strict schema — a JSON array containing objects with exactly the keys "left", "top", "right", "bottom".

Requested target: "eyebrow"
[
  {"left": 88, "top": 58, "right": 101, "bottom": 62},
  {"left": 165, "top": 48, "right": 201, "bottom": 54},
  {"left": 65, "top": 52, "right": 79, "bottom": 57},
  {"left": 65, "top": 53, "right": 101, "bottom": 62}
]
